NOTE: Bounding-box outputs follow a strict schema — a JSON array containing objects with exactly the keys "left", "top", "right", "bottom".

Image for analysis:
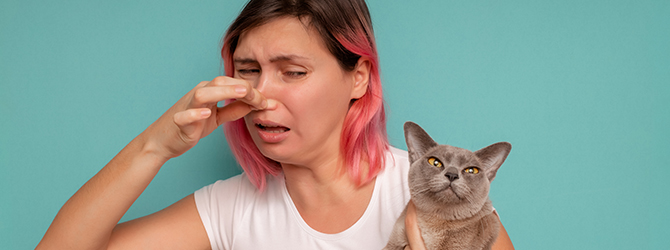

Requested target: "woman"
[{"left": 37, "top": 0, "right": 513, "bottom": 249}]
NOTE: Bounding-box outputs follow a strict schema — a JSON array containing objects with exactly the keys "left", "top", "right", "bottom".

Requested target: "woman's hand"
[
  {"left": 144, "top": 76, "right": 267, "bottom": 161},
  {"left": 404, "top": 200, "right": 427, "bottom": 250}
]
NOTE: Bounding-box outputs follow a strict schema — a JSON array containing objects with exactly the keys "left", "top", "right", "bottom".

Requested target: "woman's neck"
[{"left": 282, "top": 157, "right": 376, "bottom": 234}]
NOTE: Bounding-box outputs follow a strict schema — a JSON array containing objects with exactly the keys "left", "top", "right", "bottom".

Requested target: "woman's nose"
[
  {"left": 254, "top": 72, "right": 279, "bottom": 110},
  {"left": 254, "top": 71, "right": 274, "bottom": 94}
]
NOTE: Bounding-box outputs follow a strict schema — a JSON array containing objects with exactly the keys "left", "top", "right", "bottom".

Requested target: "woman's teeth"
[{"left": 257, "top": 124, "right": 289, "bottom": 133}]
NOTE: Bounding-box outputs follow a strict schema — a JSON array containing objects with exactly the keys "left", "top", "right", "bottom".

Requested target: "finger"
[
  {"left": 405, "top": 200, "right": 427, "bottom": 250},
  {"left": 216, "top": 100, "right": 253, "bottom": 125},
  {"left": 230, "top": 84, "right": 268, "bottom": 110},
  {"left": 196, "top": 80, "right": 210, "bottom": 88},
  {"left": 205, "top": 76, "right": 267, "bottom": 110},
  {"left": 174, "top": 108, "right": 211, "bottom": 127},
  {"left": 237, "top": 86, "right": 267, "bottom": 110},
  {"left": 206, "top": 75, "right": 243, "bottom": 87},
  {"left": 174, "top": 108, "right": 212, "bottom": 135},
  {"left": 191, "top": 85, "right": 249, "bottom": 108}
]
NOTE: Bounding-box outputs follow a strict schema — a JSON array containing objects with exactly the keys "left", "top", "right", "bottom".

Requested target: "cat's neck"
[{"left": 419, "top": 200, "right": 495, "bottom": 229}]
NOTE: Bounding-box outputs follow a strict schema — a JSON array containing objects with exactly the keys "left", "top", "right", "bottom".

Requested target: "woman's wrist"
[
  {"left": 115, "top": 131, "right": 172, "bottom": 174},
  {"left": 135, "top": 134, "right": 172, "bottom": 168}
]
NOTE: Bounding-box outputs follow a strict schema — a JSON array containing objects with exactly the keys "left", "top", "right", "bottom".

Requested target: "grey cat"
[{"left": 383, "top": 122, "right": 511, "bottom": 250}]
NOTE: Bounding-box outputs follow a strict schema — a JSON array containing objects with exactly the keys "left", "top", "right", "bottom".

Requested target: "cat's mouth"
[
  {"left": 436, "top": 185, "right": 461, "bottom": 200},
  {"left": 446, "top": 186, "right": 461, "bottom": 199}
]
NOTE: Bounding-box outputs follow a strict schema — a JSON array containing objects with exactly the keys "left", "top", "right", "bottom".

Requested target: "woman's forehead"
[{"left": 234, "top": 16, "right": 328, "bottom": 61}]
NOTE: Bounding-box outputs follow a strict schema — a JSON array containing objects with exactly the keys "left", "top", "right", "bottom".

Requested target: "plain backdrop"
[{"left": 1, "top": 0, "right": 668, "bottom": 249}]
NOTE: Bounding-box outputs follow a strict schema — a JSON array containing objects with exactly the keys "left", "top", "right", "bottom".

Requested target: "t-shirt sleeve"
[{"left": 194, "top": 174, "right": 250, "bottom": 250}]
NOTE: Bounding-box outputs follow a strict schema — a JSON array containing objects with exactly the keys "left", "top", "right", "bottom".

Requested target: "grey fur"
[{"left": 383, "top": 122, "right": 511, "bottom": 250}]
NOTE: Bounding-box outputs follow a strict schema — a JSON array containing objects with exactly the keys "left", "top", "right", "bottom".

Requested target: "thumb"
[{"left": 216, "top": 100, "right": 253, "bottom": 125}]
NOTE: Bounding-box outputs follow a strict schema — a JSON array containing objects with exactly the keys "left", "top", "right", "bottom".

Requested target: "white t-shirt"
[{"left": 194, "top": 147, "right": 411, "bottom": 250}]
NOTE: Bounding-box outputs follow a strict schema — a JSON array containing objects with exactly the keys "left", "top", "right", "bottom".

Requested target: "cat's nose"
[{"left": 445, "top": 168, "right": 459, "bottom": 182}]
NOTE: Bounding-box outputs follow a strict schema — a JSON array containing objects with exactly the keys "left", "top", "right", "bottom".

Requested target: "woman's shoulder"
[
  {"left": 375, "top": 146, "right": 412, "bottom": 214},
  {"left": 198, "top": 174, "right": 252, "bottom": 196},
  {"left": 387, "top": 146, "right": 409, "bottom": 162},
  {"left": 379, "top": 146, "right": 411, "bottom": 191},
  {"left": 193, "top": 172, "right": 286, "bottom": 226},
  {"left": 197, "top": 173, "right": 284, "bottom": 201},
  {"left": 384, "top": 146, "right": 410, "bottom": 175}
]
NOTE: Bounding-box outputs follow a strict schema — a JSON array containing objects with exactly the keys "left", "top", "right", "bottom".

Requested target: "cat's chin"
[
  {"left": 414, "top": 189, "right": 461, "bottom": 210},
  {"left": 414, "top": 189, "right": 491, "bottom": 221},
  {"left": 421, "top": 200, "right": 492, "bottom": 221},
  {"left": 434, "top": 186, "right": 462, "bottom": 201}
]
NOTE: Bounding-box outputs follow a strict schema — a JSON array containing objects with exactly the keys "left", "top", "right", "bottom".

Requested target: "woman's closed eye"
[
  {"left": 284, "top": 71, "right": 307, "bottom": 78},
  {"left": 237, "top": 68, "right": 260, "bottom": 77}
]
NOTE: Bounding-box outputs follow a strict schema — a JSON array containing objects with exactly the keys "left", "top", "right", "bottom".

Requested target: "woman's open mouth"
[
  {"left": 256, "top": 123, "right": 290, "bottom": 133},
  {"left": 252, "top": 119, "right": 291, "bottom": 143}
]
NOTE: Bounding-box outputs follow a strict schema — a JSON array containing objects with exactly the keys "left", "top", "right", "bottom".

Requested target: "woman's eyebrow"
[
  {"left": 269, "top": 54, "right": 308, "bottom": 63},
  {"left": 233, "top": 54, "right": 309, "bottom": 64},
  {"left": 233, "top": 58, "right": 258, "bottom": 64}
]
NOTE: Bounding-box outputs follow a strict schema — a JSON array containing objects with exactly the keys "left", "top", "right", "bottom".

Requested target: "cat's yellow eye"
[
  {"left": 427, "top": 157, "right": 443, "bottom": 168},
  {"left": 464, "top": 167, "right": 480, "bottom": 174}
]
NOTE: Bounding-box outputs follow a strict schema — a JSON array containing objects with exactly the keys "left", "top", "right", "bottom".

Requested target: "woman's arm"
[
  {"left": 36, "top": 77, "right": 266, "bottom": 250},
  {"left": 491, "top": 211, "right": 514, "bottom": 250},
  {"left": 108, "top": 194, "right": 210, "bottom": 250},
  {"left": 404, "top": 201, "right": 514, "bottom": 250}
]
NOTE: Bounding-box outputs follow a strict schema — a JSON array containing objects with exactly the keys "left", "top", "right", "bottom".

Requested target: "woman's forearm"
[{"left": 36, "top": 133, "right": 168, "bottom": 250}]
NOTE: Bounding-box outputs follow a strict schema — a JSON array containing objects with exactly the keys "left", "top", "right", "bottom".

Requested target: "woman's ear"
[{"left": 350, "top": 57, "right": 371, "bottom": 99}]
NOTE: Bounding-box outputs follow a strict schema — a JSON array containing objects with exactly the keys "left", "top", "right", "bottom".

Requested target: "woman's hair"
[{"left": 222, "top": 0, "right": 388, "bottom": 190}]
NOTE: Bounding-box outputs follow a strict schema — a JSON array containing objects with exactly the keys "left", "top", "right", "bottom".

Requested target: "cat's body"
[{"left": 383, "top": 122, "right": 511, "bottom": 250}]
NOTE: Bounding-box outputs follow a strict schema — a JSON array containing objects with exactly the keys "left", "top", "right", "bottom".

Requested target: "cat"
[{"left": 383, "top": 121, "right": 511, "bottom": 250}]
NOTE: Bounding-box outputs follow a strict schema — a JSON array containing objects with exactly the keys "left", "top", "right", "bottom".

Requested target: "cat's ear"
[
  {"left": 475, "top": 142, "right": 512, "bottom": 182},
  {"left": 404, "top": 121, "right": 438, "bottom": 163}
]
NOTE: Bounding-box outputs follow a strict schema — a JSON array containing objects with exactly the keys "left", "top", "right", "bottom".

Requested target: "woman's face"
[{"left": 234, "top": 17, "right": 368, "bottom": 167}]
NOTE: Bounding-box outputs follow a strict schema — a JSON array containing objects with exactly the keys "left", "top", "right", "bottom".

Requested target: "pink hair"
[
  {"left": 337, "top": 29, "right": 388, "bottom": 186},
  {"left": 221, "top": 1, "right": 389, "bottom": 190}
]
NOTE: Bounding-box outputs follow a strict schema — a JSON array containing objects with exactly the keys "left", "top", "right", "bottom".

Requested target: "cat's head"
[{"left": 404, "top": 121, "right": 511, "bottom": 220}]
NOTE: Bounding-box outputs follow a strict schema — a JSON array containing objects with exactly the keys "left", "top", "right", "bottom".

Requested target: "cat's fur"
[{"left": 383, "top": 122, "right": 511, "bottom": 250}]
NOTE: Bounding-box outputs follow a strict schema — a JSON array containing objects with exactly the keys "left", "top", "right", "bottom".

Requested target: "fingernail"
[
  {"left": 266, "top": 99, "right": 278, "bottom": 109},
  {"left": 201, "top": 109, "right": 211, "bottom": 117},
  {"left": 235, "top": 86, "right": 247, "bottom": 94},
  {"left": 261, "top": 99, "right": 268, "bottom": 109}
]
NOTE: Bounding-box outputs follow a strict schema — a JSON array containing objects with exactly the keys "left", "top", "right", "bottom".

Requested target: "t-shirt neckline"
[{"left": 279, "top": 172, "right": 382, "bottom": 241}]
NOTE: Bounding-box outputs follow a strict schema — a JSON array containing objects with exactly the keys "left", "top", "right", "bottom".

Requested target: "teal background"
[{"left": 1, "top": 0, "right": 668, "bottom": 249}]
